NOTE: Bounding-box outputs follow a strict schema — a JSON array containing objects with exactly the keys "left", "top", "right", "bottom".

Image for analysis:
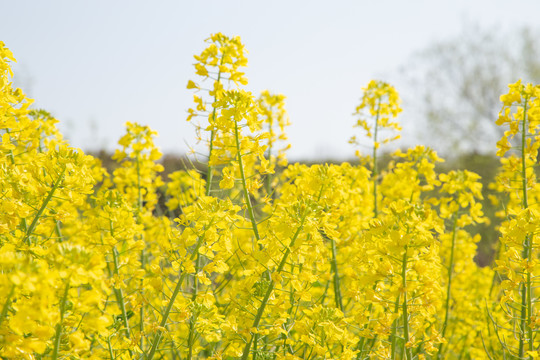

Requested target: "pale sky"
[{"left": 2, "top": 1, "right": 540, "bottom": 161}]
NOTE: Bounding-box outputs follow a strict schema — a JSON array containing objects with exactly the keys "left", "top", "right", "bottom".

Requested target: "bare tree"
[{"left": 400, "top": 22, "right": 540, "bottom": 156}]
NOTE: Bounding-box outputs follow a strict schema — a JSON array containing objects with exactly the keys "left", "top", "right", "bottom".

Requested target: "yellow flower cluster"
[
  {"left": 2, "top": 35, "right": 540, "bottom": 360},
  {"left": 351, "top": 80, "right": 402, "bottom": 153}
]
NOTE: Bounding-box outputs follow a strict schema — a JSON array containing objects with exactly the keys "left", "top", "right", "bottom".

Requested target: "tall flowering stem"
[
  {"left": 492, "top": 81, "right": 540, "bottom": 359},
  {"left": 233, "top": 97, "right": 261, "bottom": 241},
  {"left": 258, "top": 91, "right": 290, "bottom": 196},
  {"left": 351, "top": 80, "right": 402, "bottom": 217},
  {"left": 433, "top": 169, "right": 486, "bottom": 358},
  {"left": 186, "top": 33, "right": 248, "bottom": 194},
  {"left": 438, "top": 216, "right": 457, "bottom": 358}
]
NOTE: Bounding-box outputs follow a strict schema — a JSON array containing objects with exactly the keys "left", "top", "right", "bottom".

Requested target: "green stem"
[
  {"left": 23, "top": 168, "right": 65, "bottom": 245},
  {"left": 52, "top": 280, "right": 70, "bottom": 360},
  {"left": 146, "top": 272, "right": 187, "bottom": 360},
  {"left": 330, "top": 237, "right": 343, "bottom": 312},
  {"left": 0, "top": 285, "right": 15, "bottom": 328},
  {"left": 187, "top": 253, "right": 201, "bottom": 360},
  {"left": 6, "top": 129, "right": 16, "bottom": 165},
  {"left": 107, "top": 336, "right": 115, "bottom": 360},
  {"left": 186, "top": 76, "right": 228, "bottom": 354},
  {"left": 527, "top": 257, "right": 533, "bottom": 356},
  {"left": 437, "top": 216, "right": 458, "bottom": 359},
  {"left": 205, "top": 55, "right": 225, "bottom": 196},
  {"left": 519, "top": 94, "right": 532, "bottom": 359},
  {"left": 135, "top": 155, "right": 146, "bottom": 356},
  {"left": 372, "top": 97, "right": 381, "bottom": 217},
  {"left": 233, "top": 113, "right": 260, "bottom": 242},
  {"left": 401, "top": 246, "right": 411, "bottom": 360},
  {"left": 5, "top": 132, "right": 30, "bottom": 239},
  {"left": 252, "top": 333, "right": 259, "bottom": 360},
  {"left": 140, "top": 249, "right": 145, "bottom": 357},
  {"left": 489, "top": 241, "right": 502, "bottom": 298},
  {"left": 240, "top": 212, "right": 308, "bottom": 360},
  {"left": 55, "top": 220, "right": 63, "bottom": 242},
  {"left": 265, "top": 111, "right": 274, "bottom": 197},
  {"left": 112, "top": 247, "right": 131, "bottom": 339},
  {"left": 136, "top": 155, "right": 143, "bottom": 213},
  {"left": 390, "top": 291, "right": 401, "bottom": 360},
  {"left": 521, "top": 94, "right": 530, "bottom": 211},
  {"left": 146, "top": 235, "right": 206, "bottom": 360}
]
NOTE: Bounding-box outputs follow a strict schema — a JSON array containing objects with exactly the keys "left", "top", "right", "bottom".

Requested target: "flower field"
[{"left": 1, "top": 33, "right": 540, "bottom": 359}]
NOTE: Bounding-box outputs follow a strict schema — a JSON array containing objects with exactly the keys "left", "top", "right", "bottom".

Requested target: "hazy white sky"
[{"left": 2, "top": 1, "right": 540, "bottom": 160}]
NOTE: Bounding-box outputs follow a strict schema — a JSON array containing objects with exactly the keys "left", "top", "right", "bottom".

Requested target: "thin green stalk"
[
  {"left": 52, "top": 280, "right": 70, "bottom": 360},
  {"left": 6, "top": 130, "right": 16, "bottom": 164},
  {"left": 185, "top": 76, "right": 228, "bottom": 354},
  {"left": 233, "top": 114, "right": 260, "bottom": 241},
  {"left": 55, "top": 220, "right": 63, "bottom": 242},
  {"left": 521, "top": 94, "right": 530, "bottom": 210},
  {"left": 527, "top": 259, "right": 533, "bottom": 354},
  {"left": 437, "top": 216, "right": 458, "bottom": 359},
  {"left": 205, "top": 55, "right": 225, "bottom": 196},
  {"left": 330, "top": 237, "right": 343, "bottom": 312},
  {"left": 0, "top": 285, "right": 15, "bottom": 328},
  {"left": 240, "top": 212, "right": 308, "bottom": 360},
  {"left": 401, "top": 246, "right": 412, "bottom": 360},
  {"left": 356, "top": 271, "right": 382, "bottom": 350},
  {"left": 390, "top": 291, "right": 401, "bottom": 360},
  {"left": 146, "top": 236, "right": 206, "bottom": 360},
  {"left": 135, "top": 155, "right": 146, "bottom": 356},
  {"left": 265, "top": 113, "right": 274, "bottom": 197},
  {"left": 23, "top": 168, "right": 65, "bottom": 245},
  {"left": 136, "top": 155, "right": 143, "bottom": 214},
  {"left": 105, "top": 216, "right": 133, "bottom": 357},
  {"left": 187, "top": 253, "right": 201, "bottom": 360},
  {"left": 140, "top": 249, "right": 145, "bottom": 357},
  {"left": 146, "top": 272, "right": 187, "bottom": 360},
  {"left": 372, "top": 98, "right": 382, "bottom": 217},
  {"left": 280, "top": 276, "right": 297, "bottom": 356},
  {"left": 184, "top": 61, "right": 227, "bottom": 356},
  {"left": 519, "top": 95, "right": 532, "bottom": 359},
  {"left": 112, "top": 247, "right": 131, "bottom": 340},
  {"left": 5, "top": 134, "right": 29, "bottom": 236},
  {"left": 489, "top": 241, "right": 503, "bottom": 298},
  {"left": 107, "top": 335, "right": 115, "bottom": 360}
]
